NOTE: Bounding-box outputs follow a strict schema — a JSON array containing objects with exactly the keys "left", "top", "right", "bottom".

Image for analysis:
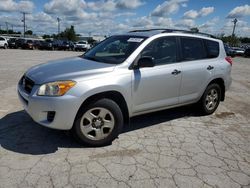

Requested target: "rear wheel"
[
  {"left": 4, "top": 44, "right": 7, "bottom": 49},
  {"left": 198, "top": 83, "right": 221, "bottom": 115},
  {"left": 72, "top": 99, "right": 123, "bottom": 146}
]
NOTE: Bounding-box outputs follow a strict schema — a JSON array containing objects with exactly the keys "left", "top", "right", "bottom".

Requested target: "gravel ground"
[{"left": 0, "top": 49, "right": 250, "bottom": 188}]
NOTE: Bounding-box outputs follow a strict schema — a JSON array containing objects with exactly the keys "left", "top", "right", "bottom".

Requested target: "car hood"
[{"left": 25, "top": 56, "right": 116, "bottom": 84}]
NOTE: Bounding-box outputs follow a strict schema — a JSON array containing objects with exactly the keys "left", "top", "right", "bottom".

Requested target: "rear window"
[
  {"left": 180, "top": 37, "right": 206, "bottom": 61},
  {"left": 205, "top": 40, "right": 219, "bottom": 58}
]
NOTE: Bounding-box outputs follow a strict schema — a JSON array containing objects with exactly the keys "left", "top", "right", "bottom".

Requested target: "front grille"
[{"left": 20, "top": 76, "right": 35, "bottom": 94}]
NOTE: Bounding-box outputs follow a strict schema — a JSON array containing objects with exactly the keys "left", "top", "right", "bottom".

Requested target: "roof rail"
[
  {"left": 129, "top": 28, "right": 167, "bottom": 33},
  {"left": 162, "top": 29, "right": 216, "bottom": 38},
  {"left": 129, "top": 28, "right": 216, "bottom": 38}
]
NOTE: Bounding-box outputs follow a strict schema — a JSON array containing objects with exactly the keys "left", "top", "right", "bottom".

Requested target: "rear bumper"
[{"left": 17, "top": 84, "right": 81, "bottom": 130}]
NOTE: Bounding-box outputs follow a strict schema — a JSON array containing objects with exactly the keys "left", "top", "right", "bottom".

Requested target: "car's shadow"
[{"left": 0, "top": 105, "right": 197, "bottom": 155}]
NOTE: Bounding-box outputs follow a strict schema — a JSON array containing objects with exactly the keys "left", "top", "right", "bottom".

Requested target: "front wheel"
[
  {"left": 72, "top": 99, "right": 124, "bottom": 147},
  {"left": 4, "top": 44, "right": 7, "bottom": 49},
  {"left": 198, "top": 83, "right": 221, "bottom": 115}
]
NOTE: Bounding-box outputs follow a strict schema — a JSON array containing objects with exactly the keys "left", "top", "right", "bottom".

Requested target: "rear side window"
[
  {"left": 180, "top": 37, "right": 206, "bottom": 61},
  {"left": 205, "top": 40, "right": 219, "bottom": 58}
]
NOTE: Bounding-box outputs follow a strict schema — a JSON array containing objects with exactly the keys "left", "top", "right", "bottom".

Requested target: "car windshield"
[{"left": 83, "top": 35, "right": 147, "bottom": 64}]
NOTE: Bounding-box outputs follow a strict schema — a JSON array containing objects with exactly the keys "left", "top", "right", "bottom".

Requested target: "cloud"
[
  {"left": 44, "top": 0, "right": 87, "bottom": 15},
  {"left": 199, "top": 17, "right": 219, "bottom": 29},
  {"left": 131, "top": 16, "right": 174, "bottom": 29},
  {"left": 0, "top": 0, "right": 34, "bottom": 13},
  {"left": 132, "top": 16, "right": 154, "bottom": 27},
  {"left": 151, "top": 0, "right": 188, "bottom": 17},
  {"left": 183, "top": 10, "right": 198, "bottom": 19},
  {"left": 87, "top": 0, "right": 144, "bottom": 12},
  {"left": 199, "top": 7, "right": 214, "bottom": 17},
  {"left": 227, "top": 4, "right": 250, "bottom": 18},
  {"left": 87, "top": 0, "right": 116, "bottom": 12},
  {"left": 116, "top": 0, "right": 144, "bottom": 9},
  {"left": 156, "top": 17, "right": 174, "bottom": 27},
  {"left": 183, "top": 7, "right": 214, "bottom": 19},
  {"left": 27, "top": 12, "right": 54, "bottom": 23},
  {"left": 176, "top": 18, "right": 195, "bottom": 28}
]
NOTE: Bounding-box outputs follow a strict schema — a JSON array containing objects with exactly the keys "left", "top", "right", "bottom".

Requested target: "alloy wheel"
[{"left": 80, "top": 107, "right": 115, "bottom": 141}]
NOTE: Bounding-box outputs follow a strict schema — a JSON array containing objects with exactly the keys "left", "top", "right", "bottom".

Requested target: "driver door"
[{"left": 132, "top": 36, "right": 182, "bottom": 114}]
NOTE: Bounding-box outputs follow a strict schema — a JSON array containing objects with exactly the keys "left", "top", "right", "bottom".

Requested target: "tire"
[
  {"left": 198, "top": 83, "right": 221, "bottom": 115},
  {"left": 4, "top": 44, "right": 7, "bottom": 49},
  {"left": 72, "top": 99, "right": 124, "bottom": 147}
]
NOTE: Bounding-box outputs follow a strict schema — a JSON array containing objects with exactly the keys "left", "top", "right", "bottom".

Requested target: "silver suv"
[{"left": 18, "top": 29, "right": 232, "bottom": 146}]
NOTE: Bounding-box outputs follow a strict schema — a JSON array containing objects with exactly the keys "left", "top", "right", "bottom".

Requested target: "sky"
[{"left": 0, "top": 0, "right": 249, "bottom": 37}]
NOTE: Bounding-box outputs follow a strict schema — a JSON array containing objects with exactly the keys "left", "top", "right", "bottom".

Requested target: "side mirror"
[{"left": 135, "top": 56, "right": 155, "bottom": 69}]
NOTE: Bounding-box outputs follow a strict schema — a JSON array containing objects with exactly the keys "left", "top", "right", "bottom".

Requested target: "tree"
[
  {"left": 25, "top": 30, "right": 33, "bottom": 35},
  {"left": 58, "top": 25, "right": 78, "bottom": 41},
  {"left": 221, "top": 35, "right": 240, "bottom": 47},
  {"left": 87, "top": 38, "right": 96, "bottom": 45},
  {"left": 42, "top": 34, "right": 52, "bottom": 39}
]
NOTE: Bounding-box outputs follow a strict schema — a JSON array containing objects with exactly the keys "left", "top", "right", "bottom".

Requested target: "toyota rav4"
[{"left": 18, "top": 29, "right": 232, "bottom": 146}]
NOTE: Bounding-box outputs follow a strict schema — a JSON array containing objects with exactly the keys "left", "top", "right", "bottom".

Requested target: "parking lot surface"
[{"left": 0, "top": 49, "right": 249, "bottom": 188}]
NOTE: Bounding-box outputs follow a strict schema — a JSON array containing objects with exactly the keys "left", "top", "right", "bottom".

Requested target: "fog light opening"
[{"left": 47, "top": 111, "right": 56, "bottom": 122}]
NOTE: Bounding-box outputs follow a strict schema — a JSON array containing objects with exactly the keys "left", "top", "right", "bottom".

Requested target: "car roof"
[{"left": 123, "top": 29, "right": 217, "bottom": 40}]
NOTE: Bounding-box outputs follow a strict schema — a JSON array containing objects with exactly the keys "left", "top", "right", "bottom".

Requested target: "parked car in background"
[
  {"left": 75, "top": 41, "right": 90, "bottom": 51},
  {"left": 39, "top": 39, "right": 60, "bottom": 50},
  {"left": 15, "top": 38, "right": 27, "bottom": 49},
  {"left": 7, "top": 38, "right": 17, "bottom": 49},
  {"left": 244, "top": 48, "right": 250, "bottom": 57},
  {"left": 18, "top": 29, "right": 232, "bottom": 146},
  {"left": 224, "top": 45, "right": 236, "bottom": 57},
  {"left": 33, "top": 40, "right": 43, "bottom": 49},
  {"left": 232, "top": 47, "right": 245, "bottom": 56},
  {"left": 39, "top": 40, "right": 53, "bottom": 50},
  {"left": 58, "top": 40, "right": 75, "bottom": 51},
  {"left": 52, "top": 40, "right": 62, "bottom": 50},
  {"left": 0, "top": 36, "right": 8, "bottom": 49},
  {"left": 22, "top": 40, "right": 35, "bottom": 50}
]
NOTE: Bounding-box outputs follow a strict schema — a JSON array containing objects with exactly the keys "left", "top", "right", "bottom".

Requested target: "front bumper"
[{"left": 17, "top": 83, "right": 80, "bottom": 130}]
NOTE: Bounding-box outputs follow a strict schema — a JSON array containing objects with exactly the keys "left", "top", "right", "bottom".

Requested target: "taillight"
[{"left": 225, "top": 57, "right": 233, "bottom": 66}]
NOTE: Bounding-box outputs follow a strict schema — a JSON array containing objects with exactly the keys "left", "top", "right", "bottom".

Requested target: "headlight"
[{"left": 37, "top": 81, "right": 76, "bottom": 96}]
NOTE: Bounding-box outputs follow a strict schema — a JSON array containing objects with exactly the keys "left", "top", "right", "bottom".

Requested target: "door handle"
[
  {"left": 171, "top": 69, "right": 181, "bottom": 75},
  {"left": 207, "top": 65, "right": 214, "bottom": 70}
]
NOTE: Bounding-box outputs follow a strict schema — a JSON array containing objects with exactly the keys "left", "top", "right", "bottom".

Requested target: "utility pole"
[
  {"left": 57, "top": 17, "right": 61, "bottom": 35},
  {"left": 232, "top": 18, "right": 237, "bottom": 36},
  {"left": 5, "top": 22, "right": 8, "bottom": 35},
  {"left": 22, "top": 12, "right": 26, "bottom": 38}
]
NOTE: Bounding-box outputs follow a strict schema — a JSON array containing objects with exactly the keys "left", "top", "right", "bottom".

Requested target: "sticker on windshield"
[{"left": 127, "top": 38, "right": 144, "bottom": 43}]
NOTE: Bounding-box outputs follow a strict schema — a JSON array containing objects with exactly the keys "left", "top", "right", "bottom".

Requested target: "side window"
[
  {"left": 180, "top": 37, "right": 206, "bottom": 61},
  {"left": 205, "top": 40, "right": 219, "bottom": 58},
  {"left": 141, "top": 37, "right": 177, "bottom": 65},
  {"left": 0, "top": 37, "right": 4, "bottom": 41}
]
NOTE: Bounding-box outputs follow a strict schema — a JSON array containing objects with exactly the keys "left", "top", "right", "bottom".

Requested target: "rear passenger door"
[{"left": 179, "top": 37, "right": 219, "bottom": 103}]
